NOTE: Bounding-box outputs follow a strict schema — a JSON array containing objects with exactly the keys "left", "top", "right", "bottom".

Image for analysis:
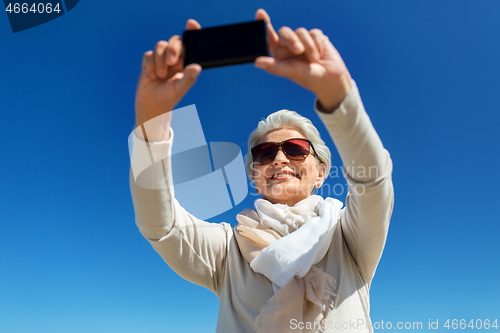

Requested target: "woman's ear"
[{"left": 316, "top": 163, "right": 327, "bottom": 187}]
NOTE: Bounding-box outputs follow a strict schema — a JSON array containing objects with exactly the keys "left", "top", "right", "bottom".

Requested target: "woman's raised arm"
[
  {"left": 253, "top": 8, "right": 394, "bottom": 281},
  {"left": 130, "top": 20, "right": 231, "bottom": 293}
]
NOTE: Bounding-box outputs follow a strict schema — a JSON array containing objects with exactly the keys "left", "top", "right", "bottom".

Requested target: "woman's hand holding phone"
[
  {"left": 254, "top": 9, "right": 352, "bottom": 113},
  {"left": 134, "top": 19, "right": 202, "bottom": 141}
]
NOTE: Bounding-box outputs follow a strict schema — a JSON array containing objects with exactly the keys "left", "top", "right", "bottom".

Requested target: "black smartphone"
[{"left": 183, "top": 20, "right": 269, "bottom": 69}]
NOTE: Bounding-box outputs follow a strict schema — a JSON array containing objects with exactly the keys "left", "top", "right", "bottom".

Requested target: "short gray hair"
[{"left": 245, "top": 110, "right": 331, "bottom": 178}]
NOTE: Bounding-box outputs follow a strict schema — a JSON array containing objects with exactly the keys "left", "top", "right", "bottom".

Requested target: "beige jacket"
[{"left": 130, "top": 81, "right": 394, "bottom": 332}]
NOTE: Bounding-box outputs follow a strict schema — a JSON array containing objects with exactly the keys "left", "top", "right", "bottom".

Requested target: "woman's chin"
[{"left": 262, "top": 183, "right": 309, "bottom": 205}]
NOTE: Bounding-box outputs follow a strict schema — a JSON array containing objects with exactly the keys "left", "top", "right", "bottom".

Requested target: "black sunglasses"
[{"left": 251, "top": 138, "right": 319, "bottom": 165}]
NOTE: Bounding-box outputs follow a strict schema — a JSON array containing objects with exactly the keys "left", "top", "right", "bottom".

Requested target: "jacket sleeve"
[
  {"left": 315, "top": 80, "right": 394, "bottom": 281},
  {"left": 129, "top": 127, "right": 229, "bottom": 294}
]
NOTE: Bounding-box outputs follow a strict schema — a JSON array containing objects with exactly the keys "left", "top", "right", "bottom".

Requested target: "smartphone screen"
[{"left": 183, "top": 20, "right": 269, "bottom": 69}]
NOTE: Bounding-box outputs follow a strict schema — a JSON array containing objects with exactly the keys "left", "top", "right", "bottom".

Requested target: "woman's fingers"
[
  {"left": 309, "top": 29, "right": 327, "bottom": 57},
  {"left": 278, "top": 26, "right": 304, "bottom": 54},
  {"left": 166, "top": 35, "right": 183, "bottom": 66},
  {"left": 154, "top": 40, "right": 169, "bottom": 78},
  {"left": 255, "top": 56, "right": 303, "bottom": 82},
  {"left": 172, "top": 63, "right": 202, "bottom": 99},
  {"left": 142, "top": 50, "right": 156, "bottom": 80},
  {"left": 255, "top": 9, "right": 279, "bottom": 47},
  {"left": 295, "top": 27, "right": 320, "bottom": 62},
  {"left": 186, "top": 18, "right": 201, "bottom": 30},
  {"left": 274, "top": 26, "right": 322, "bottom": 62},
  {"left": 142, "top": 17, "right": 202, "bottom": 82}
]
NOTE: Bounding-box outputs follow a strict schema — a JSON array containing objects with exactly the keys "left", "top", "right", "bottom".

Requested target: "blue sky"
[{"left": 1, "top": 1, "right": 499, "bottom": 332}]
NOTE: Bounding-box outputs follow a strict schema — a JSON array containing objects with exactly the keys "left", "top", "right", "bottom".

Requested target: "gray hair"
[{"left": 245, "top": 110, "right": 331, "bottom": 178}]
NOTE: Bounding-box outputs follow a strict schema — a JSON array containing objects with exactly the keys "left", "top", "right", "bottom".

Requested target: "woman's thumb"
[
  {"left": 254, "top": 57, "right": 297, "bottom": 81},
  {"left": 174, "top": 63, "right": 202, "bottom": 96}
]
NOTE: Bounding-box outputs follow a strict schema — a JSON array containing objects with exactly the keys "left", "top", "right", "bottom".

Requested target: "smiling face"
[{"left": 251, "top": 128, "right": 326, "bottom": 206}]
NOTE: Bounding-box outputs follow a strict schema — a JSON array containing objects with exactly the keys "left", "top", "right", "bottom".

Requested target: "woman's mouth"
[{"left": 269, "top": 172, "right": 300, "bottom": 180}]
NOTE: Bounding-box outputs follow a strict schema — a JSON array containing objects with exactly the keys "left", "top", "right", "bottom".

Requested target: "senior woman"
[{"left": 130, "top": 9, "right": 393, "bottom": 333}]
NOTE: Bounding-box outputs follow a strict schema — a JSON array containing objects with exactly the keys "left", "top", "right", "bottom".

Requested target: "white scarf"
[{"left": 235, "top": 195, "right": 343, "bottom": 333}]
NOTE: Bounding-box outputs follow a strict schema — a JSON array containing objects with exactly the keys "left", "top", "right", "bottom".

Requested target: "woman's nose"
[{"left": 273, "top": 148, "right": 289, "bottom": 164}]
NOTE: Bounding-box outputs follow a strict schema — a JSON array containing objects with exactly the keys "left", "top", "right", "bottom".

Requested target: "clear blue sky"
[{"left": 1, "top": 1, "right": 499, "bottom": 332}]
